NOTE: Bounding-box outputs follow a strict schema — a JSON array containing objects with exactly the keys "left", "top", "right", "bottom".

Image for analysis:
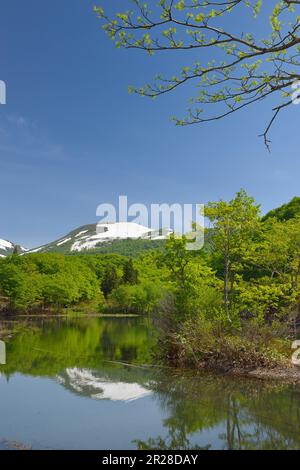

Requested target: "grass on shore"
[{"left": 157, "top": 317, "right": 292, "bottom": 372}]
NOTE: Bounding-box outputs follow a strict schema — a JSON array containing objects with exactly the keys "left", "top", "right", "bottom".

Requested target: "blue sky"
[{"left": 0, "top": 0, "right": 299, "bottom": 248}]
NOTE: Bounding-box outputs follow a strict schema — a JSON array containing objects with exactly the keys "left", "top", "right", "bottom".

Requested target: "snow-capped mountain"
[
  {"left": 0, "top": 239, "right": 26, "bottom": 257},
  {"left": 56, "top": 368, "right": 152, "bottom": 402},
  {"left": 0, "top": 222, "right": 172, "bottom": 257},
  {"left": 26, "top": 222, "right": 172, "bottom": 255}
]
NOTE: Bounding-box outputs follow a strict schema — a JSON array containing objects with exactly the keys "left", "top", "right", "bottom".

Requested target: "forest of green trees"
[{"left": 1, "top": 191, "right": 300, "bottom": 370}]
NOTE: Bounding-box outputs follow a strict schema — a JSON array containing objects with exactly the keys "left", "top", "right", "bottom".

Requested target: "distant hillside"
[
  {"left": 0, "top": 239, "right": 25, "bottom": 257},
  {"left": 75, "top": 238, "right": 166, "bottom": 257},
  {"left": 8, "top": 197, "right": 300, "bottom": 258},
  {"left": 25, "top": 222, "right": 171, "bottom": 256},
  {"left": 262, "top": 197, "right": 300, "bottom": 222}
]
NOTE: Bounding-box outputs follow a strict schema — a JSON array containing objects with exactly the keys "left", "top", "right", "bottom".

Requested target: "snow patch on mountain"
[
  {"left": 57, "top": 237, "right": 72, "bottom": 246},
  {"left": 0, "top": 239, "right": 13, "bottom": 251},
  {"left": 17, "top": 222, "right": 172, "bottom": 255},
  {"left": 71, "top": 222, "right": 153, "bottom": 252},
  {"left": 26, "top": 247, "right": 42, "bottom": 253},
  {"left": 0, "top": 239, "right": 27, "bottom": 257},
  {"left": 75, "top": 230, "right": 88, "bottom": 238}
]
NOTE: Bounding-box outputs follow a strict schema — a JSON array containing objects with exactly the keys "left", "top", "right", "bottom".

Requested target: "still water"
[{"left": 0, "top": 316, "right": 300, "bottom": 450}]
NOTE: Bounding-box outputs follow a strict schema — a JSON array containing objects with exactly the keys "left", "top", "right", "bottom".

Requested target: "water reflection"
[
  {"left": 0, "top": 316, "right": 300, "bottom": 450},
  {"left": 57, "top": 367, "right": 152, "bottom": 402},
  {"left": 137, "top": 372, "right": 300, "bottom": 450}
]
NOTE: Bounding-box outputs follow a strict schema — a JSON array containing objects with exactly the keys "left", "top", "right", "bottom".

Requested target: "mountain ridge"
[
  {"left": 0, "top": 222, "right": 172, "bottom": 257},
  {"left": 3, "top": 196, "right": 298, "bottom": 257},
  {"left": 26, "top": 222, "right": 171, "bottom": 255},
  {"left": 0, "top": 238, "right": 26, "bottom": 257}
]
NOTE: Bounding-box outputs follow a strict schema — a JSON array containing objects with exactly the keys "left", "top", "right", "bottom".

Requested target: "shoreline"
[
  {"left": 2, "top": 313, "right": 300, "bottom": 383},
  {"left": 231, "top": 365, "right": 300, "bottom": 383},
  {"left": 1, "top": 313, "right": 140, "bottom": 318},
  {"left": 192, "top": 362, "right": 300, "bottom": 383},
  {"left": 0, "top": 312, "right": 140, "bottom": 340}
]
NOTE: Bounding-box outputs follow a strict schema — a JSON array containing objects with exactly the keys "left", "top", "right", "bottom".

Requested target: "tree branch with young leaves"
[{"left": 95, "top": 0, "right": 300, "bottom": 150}]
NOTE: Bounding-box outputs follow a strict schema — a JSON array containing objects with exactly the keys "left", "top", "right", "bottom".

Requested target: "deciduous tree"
[{"left": 95, "top": 1, "right": 300, "bottom": 148}]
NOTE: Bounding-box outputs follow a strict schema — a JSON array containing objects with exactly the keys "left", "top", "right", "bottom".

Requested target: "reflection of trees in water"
[
  {"left": 0, "top": 317, "right": 154, "bottom": 377},
  {"left": 135, "top": 430, "right": 210, "bottom": 451},
  {"left": 135, "top": 372, "right": 300, "bottom": 450},
  {"left": 220, "top": 394, "right": 297, "bottom": 450},
  {"left": 2, "top": 317, "right": 300, "bottom": 450}
]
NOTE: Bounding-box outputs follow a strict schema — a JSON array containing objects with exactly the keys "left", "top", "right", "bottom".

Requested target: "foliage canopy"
[{"left": 95, "top": 1, "right": 300, "bottom": 148}]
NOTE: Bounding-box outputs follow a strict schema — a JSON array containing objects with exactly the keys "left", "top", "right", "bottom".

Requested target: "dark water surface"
[{"left": 0, "top": 316, "right": 300, "bottom": 450}]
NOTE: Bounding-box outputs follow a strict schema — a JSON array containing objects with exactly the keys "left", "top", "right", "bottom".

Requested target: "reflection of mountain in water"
[
  {"left": 3, "top": 316, "right": 300, "bottom": 450},
  {"left": 56, "top": 367, "right": 152, "bottom": 402}
]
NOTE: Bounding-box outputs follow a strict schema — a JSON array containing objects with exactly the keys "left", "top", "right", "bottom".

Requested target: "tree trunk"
[{"left": 224, "top": 256, "right": 230, "bottom": 321}]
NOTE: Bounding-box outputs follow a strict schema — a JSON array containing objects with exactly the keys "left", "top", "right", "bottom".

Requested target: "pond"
[{"left": 0, "top": 316, "right": 300, "bottom": 450}]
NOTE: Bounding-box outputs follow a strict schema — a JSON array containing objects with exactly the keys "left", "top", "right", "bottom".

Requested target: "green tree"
[
  {"left": 157, "top": 234, "right": 219, "bottom": 319},
  {"left": 101, "top": 265, "right": 119, "bottom": 298},
  {"left": 262, "top": 197, "right": 300, "bottom": 222},
  {"left": 243, "top": 215, "right": 300, "bottom": 322},
  {"left": 0, "top": 263, "right": 42, "bottom": 310},
  {"left": 206, "top": 190, "right": 261, "bottom": 317},
  {"left": 122, "top": 258, "right": 139, "bottom": 284},
  {"left": 110, "top": 281, "right": 163, "bottom": 314},
  {"left": 12, "top": 245, "right": 22, "bottom": 256},
  {"left": 41, "top": 274, "right": 79, "bottom": 309},
  {"left": 0, "top": 254, "right": 100, "bottom": 312},
  {"left": 95, "top": 1, "right": 300, "bottom": 148},
  {"left": 159, "top": 234, "right": 193, "bottom": 289}
]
